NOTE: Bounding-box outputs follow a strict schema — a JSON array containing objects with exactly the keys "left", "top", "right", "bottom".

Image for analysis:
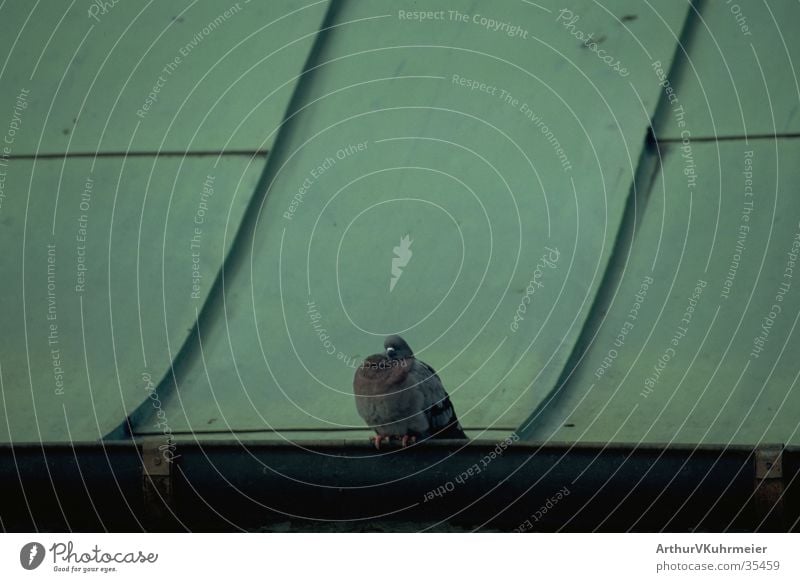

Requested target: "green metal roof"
[
  {"left": 0, "top": 0, "right": 328, "bottom": 154},
  {"left": 654, "top": 1, "right": 800, "bottom": 138},
  {"left": 0, "top": 155, "right": 264, "bottom": 441},
  {"left": 134, "top": 0, "right": 689, "bottom": 438},
  {"left": 1, "top": 0, "right": 799, "bottom": 449},
  {"left": 524, "top": 139, "right": 800, "bottom": 445}
]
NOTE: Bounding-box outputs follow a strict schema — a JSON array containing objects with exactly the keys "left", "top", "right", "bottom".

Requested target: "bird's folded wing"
[{"left": 413, "top": 361, "right": 459, "bottom": 432}]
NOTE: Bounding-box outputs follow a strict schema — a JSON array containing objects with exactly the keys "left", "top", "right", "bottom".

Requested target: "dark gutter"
[{"left": 0, "top": 440, "right": 795, "bottom": 532}]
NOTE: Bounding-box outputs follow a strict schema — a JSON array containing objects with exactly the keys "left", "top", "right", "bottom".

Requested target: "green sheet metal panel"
[
  {"left": 139, "top": 1, "right": 690, "bottom": 436},
  {"left": 0, "top": 155, "right": 263, "bottom": 442},
  {"left": 525, "top": 138, "right": 800, "bottom": 445},
  {"left": 654, "top": 0, "right": 800, "bottom": 139},
  {"left": 0, "top": 0, "right": 328, "bottom": 155}
]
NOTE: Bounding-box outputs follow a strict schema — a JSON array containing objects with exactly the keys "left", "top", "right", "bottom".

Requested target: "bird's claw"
[
  {"left": 372, "top": 435, "right": 416, "bottom": 449},
  {"left": 372, "top": 435, "right": 390, "bottom": 450},
  {"left": 401, "top": 435, "right": 417, "bottom": 447}
]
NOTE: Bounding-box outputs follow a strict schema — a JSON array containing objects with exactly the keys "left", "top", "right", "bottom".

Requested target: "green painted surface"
[
  {"left": 139, "top": 1, "right": 689, "bottom": 436},
  {"left": 0, "top": 156, "right": 263, "bottom": 442},
  {"left": 525, "top": 139, "right": 800, "bottom": 445},
  {"left": 5, "top": 0, "right": 794, "bottom": 448},
  {"left": 654, "top": 0, "right": 800, "bottom": 138},
  {"left": 0, "top": 0, "right": 328, "bottom": 154}
]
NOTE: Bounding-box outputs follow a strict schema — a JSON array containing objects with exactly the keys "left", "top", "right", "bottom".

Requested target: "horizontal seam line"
[
  {"left": 3, "top": 149, "right": 270, "bottom": 160},
  {"left": 654, "top": 133, "right": 800, "bottom": 143}
]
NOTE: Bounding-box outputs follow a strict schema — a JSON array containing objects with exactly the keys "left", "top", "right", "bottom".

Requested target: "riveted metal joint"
[
  {"left": 142, "top": 436, "right": 175, "bottom": 531},
  {"left": 753, "top": 445, "right": 785, "bottom": 532}
]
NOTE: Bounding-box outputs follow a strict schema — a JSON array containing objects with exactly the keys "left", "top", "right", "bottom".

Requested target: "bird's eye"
[{"left": 386, "top": 347, "right": 396, "bottom": 357}]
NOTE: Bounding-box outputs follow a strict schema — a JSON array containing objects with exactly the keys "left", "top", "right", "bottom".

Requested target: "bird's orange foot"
[
  {"left": 401, "top": 435, "right": 417, "bottom": 447},
  {"left": 372, "top": 435, "right": 390, "bottom": 450}
]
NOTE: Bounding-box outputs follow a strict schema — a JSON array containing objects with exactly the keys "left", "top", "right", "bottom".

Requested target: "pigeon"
[{"left": 353, "top": 335, "right": 467, "bottom": 448}]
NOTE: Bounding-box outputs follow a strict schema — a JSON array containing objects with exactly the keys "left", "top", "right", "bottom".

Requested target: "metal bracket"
[
  {"left": 753, "top": 445, "right": 785, "bottom": 531},
  {"left": 142, "top": 436, "right": 175, "bottom": 530}
]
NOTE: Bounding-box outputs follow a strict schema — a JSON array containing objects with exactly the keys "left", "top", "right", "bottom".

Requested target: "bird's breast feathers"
[{"left": 354, "top": 356, "right": 411, "bottom": 393}]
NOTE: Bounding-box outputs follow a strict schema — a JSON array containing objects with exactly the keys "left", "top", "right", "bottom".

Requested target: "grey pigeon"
[{"left": 353, "top": 335, "right": 467, "bottom": 448}]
